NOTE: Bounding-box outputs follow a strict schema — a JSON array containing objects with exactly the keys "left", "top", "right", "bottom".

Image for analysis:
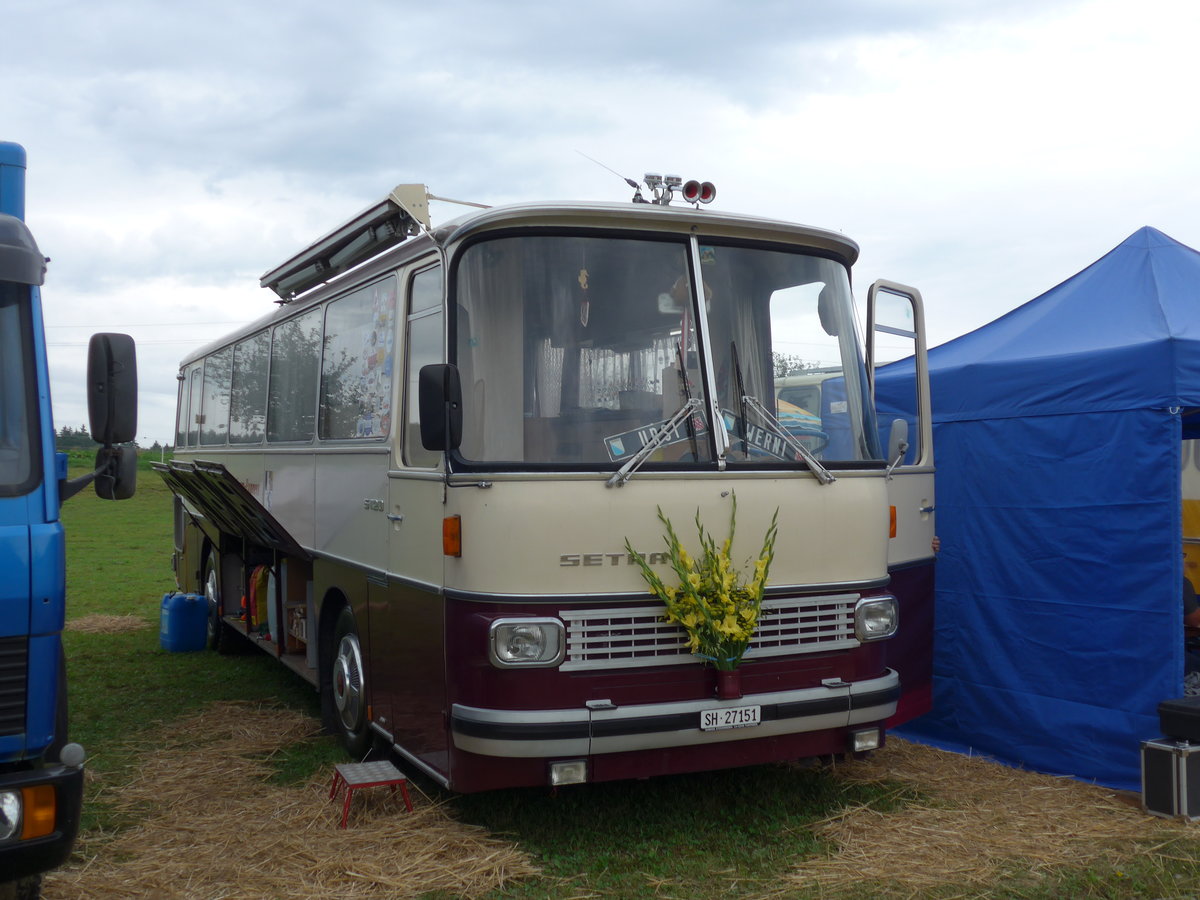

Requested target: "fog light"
[
  {"left": 850, "top": 728, "right": 881, "bottom": 753},
  {"left": 0, "top": 790, "right": 20, "bottom": 842},
  {"left": 549, "top": 759, "right": 588, "bottom": 786}
]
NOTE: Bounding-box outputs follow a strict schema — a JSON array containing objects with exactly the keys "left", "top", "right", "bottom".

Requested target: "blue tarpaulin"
[{"left": 876, "top": 226, "right": 1200, "bottom": 790}]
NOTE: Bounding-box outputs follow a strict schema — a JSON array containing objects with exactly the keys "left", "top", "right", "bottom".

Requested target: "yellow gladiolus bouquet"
[{"left": 625, "top": 495, "right": 779, "bottom": 671}]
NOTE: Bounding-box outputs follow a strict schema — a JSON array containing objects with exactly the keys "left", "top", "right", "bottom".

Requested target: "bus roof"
[
  {"left": 181, "top": 198, "right": 860, "bottom": 369},
  {"left": 439, "top": 201, "right": 859, "bottom": 268}
]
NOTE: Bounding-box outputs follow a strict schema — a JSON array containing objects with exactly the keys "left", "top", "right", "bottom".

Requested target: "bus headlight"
[
  {"left": 854, "top": 597, "right": 898, "bottom": 641},
  {"left": 0, "top": 789, "right": 21, "bottom": 842},
  {"left": 489, "top": 618, "right": 565, "bottom": 668}
]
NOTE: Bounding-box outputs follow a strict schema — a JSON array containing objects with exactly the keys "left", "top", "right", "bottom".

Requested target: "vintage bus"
[{"left": 158, "top": 176, "right": 934, "bottom": 792}]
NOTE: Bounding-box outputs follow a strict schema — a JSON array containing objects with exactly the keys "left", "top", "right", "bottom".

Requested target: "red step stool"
[{"left": 329, "top": 760, "right": 413, "bottom": 828}]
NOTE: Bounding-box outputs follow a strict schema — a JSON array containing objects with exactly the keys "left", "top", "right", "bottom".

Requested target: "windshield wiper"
[
  {"left": 606, "top": 398, "right": 703, "bottom": 488},
  {"left": 740, "top": 394, "right": 837, "bottom": 485}
]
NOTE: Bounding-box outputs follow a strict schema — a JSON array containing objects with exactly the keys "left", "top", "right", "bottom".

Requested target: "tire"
[
  {"left": 204, "top": 555, "right": 241, "bottom": 654},
  {"left": 0, "top": 875, "right": 42, "bottom": 899},
  {"left": 325, "top": 606, "right": 371, "bottom": 758}
]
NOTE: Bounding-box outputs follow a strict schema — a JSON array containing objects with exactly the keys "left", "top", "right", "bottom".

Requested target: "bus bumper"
[
  {"left": 450, "top": 668, "right": 899, "bottom": 761},
  {"left": 0, "top": 762, "right": 84, "bottom": 882}
]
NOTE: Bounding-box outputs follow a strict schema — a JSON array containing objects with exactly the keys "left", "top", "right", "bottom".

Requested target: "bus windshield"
[
  {"left": 0, "top": 282, "right": 36, "bottom": 493},
  {"left": 452, "top": 233, "right": 881, "bottom": 468}
]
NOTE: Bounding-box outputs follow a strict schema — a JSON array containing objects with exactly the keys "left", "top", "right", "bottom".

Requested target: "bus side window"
[
  {"left": 404, "top": 266, "right": 443, "bottom": 466},
  {"left": 318, "top": 277, "right": 397, "bottom": 440},
  {"left": 230, "top": 331, "right": 270, "bottom": 444},
  {"left": 267, "top": 308, "right": 322, "bottom": 443},
  {"left": 199, "top": 346, "right": 232, "bottom": 445},
  {"left": 174, "top": 367, "right": 190, "bottom": 449},
  {"left": 186, "top": 366, "right": 202, "bottom": 448}
]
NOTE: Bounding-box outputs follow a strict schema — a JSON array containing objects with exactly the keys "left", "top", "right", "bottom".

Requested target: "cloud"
[{"left": 5, "top": 0, "right": 1199, "bottom": 442}]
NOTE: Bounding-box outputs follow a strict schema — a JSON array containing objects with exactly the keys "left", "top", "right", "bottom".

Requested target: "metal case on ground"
[
  {"left": 1158, "top": 696, "right": 1200, "bottom": 742},
  {"left": 1141, "top": 738, "right": 1200, "bottom": 820}
]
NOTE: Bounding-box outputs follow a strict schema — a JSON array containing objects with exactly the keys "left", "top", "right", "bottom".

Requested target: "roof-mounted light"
[{"left": 637, "top": 173, "right": 717, "bottom": 207}]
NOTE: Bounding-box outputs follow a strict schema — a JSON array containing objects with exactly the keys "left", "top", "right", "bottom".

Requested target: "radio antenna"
[
  {"left": 576, "top": 151, "right": 646, "bottom": 202},
  {"left": 576, "top": 150, "right": 638, "bottom": 189}
]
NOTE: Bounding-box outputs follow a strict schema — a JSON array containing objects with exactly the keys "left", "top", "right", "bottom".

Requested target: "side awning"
[{"left": 153, "top": 459, "right": 310, "bottom": 560}]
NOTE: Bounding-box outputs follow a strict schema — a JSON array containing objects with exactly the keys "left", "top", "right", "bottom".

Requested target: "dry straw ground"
[
  {"left": 65, "top": 614, "right": 152, "bottom": 635},
  {"left": 42, "top": 700, "right": 1199, "bottom": 899},
  {"left": 43, "top": 703, "right": 538, "bottom": 900},
  {"left": 778, "top": 738, "right": 1195, "bottom": 896}
]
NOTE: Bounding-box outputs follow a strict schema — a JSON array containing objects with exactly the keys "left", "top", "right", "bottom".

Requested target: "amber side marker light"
[
  {"left": 443, "top": 515, "right": 462, "bottom": 557},
  {"left": 889, "top": 506, "right": 897, "bottom": 539},
  {"left": 21, "top": 784, "right": 55, "bottom": 840}
]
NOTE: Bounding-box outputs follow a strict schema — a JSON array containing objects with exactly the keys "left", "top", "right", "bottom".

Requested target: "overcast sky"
[{"left": 4, "top": 0, "right": 1197, "bottom": 444}]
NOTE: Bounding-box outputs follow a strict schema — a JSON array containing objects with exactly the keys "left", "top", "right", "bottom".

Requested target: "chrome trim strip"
[
  {"left": 444, "top": 577, "right": 890, "bottom": 605},
  {"left": 388, "top": 469, "right": 446, "bottom": 482},
  {"left": 450, "top": 670, "right": 898, "bottom": 758}
]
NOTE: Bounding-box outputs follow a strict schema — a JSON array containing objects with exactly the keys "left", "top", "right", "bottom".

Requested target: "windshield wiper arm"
[
  {"left": 741, "top": 394, "right": 837, "bottom": 485},
  {"left": 606, "top": 399, "right": 703, "bottom": 488}
]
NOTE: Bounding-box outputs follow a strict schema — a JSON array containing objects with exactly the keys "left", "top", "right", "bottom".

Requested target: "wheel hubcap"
[
  {"left": 204, "top": 567, "right": 219, "bottom": 641},
  {"left": 333, "top": 632, "right": 364, "bottom": 732}
]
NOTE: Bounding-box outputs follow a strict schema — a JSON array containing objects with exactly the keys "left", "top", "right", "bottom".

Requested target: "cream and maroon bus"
[{"left": 158, "top": 176, "right": 934, "bottom": 791}]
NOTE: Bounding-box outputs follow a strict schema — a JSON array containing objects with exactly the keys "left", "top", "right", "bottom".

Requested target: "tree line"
[{"left": 55, "top": 426, "right": 165, "bottom": 452}]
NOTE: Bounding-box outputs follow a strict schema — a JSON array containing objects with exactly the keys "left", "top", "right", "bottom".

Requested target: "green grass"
[
  {"left": 448, "top": 764, "right": 915, "bottom": 899},
  {"left": 59, "top": 465, "right": 332, "bottom": 832},
  {"left": 55, "top": 453, "right": 1200, "bottom": 900}
]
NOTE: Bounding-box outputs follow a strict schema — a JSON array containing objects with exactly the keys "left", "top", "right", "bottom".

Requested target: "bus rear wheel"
[
  {"left": 327, "top": 606, "right": 371, "bottom": 757},
  {"left": 204, "top": 556, "right": 242, "bottom": 654}
]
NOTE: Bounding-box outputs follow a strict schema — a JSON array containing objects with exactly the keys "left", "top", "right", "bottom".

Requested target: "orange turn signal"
[
  {"left": 443, "top": 515, "right": 462, "bottom": 557},
  {"left": 889, "top": 506, "right": 897, "bottom": 539},
  {"left": 21, "top": 784, "right": 55, "bottom": 840}
]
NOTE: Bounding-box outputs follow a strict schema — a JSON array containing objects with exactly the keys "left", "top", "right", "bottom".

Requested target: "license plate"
[{"left": 700, "top": 704, "right": 761, "bottom": 731}]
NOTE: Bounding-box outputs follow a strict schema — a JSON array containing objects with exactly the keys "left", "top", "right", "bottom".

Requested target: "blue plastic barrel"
[{"left": 160, "top": 592, "right": 208, "bottom": 652}]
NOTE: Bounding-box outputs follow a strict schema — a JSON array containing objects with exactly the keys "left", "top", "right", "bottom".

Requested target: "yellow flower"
[{"left": 626, "top": 496, "right": 778, "bottom": 671}]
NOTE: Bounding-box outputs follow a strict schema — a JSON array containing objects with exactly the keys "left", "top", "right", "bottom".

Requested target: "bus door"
[
  {"left": 867, "top": 280, "right": 934, "bottom": 724},
  {"left": 369, "top": 264, "right": 449, "bottom": 773}
]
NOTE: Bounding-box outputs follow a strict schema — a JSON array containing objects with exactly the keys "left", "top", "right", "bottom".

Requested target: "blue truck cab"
[{"left": 0, "top": 142, "right": 137, "bottom": 895}]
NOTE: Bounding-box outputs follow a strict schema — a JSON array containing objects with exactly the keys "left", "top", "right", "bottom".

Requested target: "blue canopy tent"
[{"left": 876, "top": 226, "right": 1200, "bottom": 790}]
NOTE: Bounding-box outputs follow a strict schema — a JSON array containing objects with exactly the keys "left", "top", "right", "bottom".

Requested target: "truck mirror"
[
  {"left": 418, "top": 364, "right": 463, "bottom": 451},
  {"left": 94, "top": 446, "right": 137, "bottom": 500},
  {"left": 87, "top": 333, "right": 138, "bottom": 446}
]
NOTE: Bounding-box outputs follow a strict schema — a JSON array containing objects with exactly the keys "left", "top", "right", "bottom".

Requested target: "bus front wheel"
[{"left": 326, "top": 606, "right": 370, "bottom": 757}]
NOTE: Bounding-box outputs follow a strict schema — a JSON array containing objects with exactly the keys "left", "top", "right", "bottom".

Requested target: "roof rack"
[{"left": 260, "top": 184, "right": 432, "bottom": 301}]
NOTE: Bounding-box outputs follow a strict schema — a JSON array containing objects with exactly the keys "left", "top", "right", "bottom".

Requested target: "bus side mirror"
[
  {"left": 419, "top": 363, "right": 463, "bottom": 451},
  {"left": 87, "top": 333, "right": 138, "bottom": 445},
  {"left": 887, "top": 418, "right": 909, "bottom": 467}
]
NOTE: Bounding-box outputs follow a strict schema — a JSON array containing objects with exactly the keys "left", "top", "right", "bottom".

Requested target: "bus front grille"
[
  {"left": 0, "top": 636, "right": 28, "bottom": 736},
  {"left": 560, "top": 593, "right": 859, "bottom": 671}
]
